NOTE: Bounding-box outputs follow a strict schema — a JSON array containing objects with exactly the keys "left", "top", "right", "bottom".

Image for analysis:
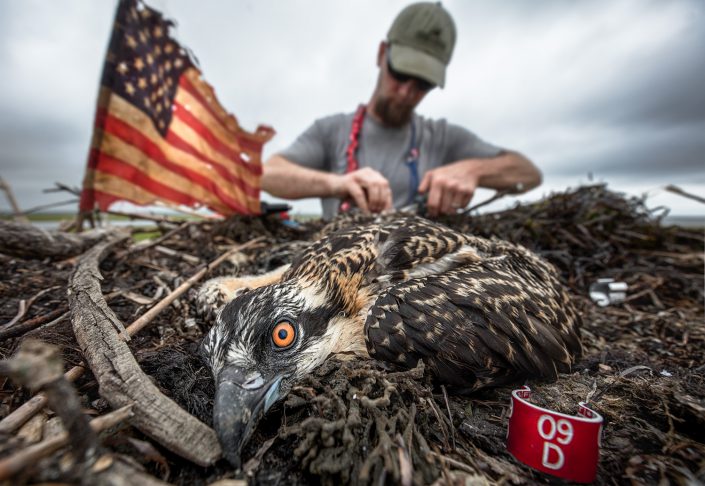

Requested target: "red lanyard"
[
  {"left": 345, "top": 104, "right": 367, "bottom": 174},
  {"left": 342, "top": 104, "right": 420, "bottom": 210}
]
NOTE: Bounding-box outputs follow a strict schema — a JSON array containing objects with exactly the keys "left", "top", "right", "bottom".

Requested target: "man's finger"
[
  {"left": 426, "top": 182, "right": 442, "bottom": 217},
  {"left": 418, "top": 172, "right": 431, "bottom": 194},
  {"left": 367, "top": 184, "right": 383, "bottom": 213},
  {"left": 440, "top": 189, "right": 456, "bottom": 215},
  {"left": 383, "top": 185, "right": 393, "bottom": 210},
  {"left": 458, "top": 190, "right": 474, "bottom": 210},
  {"left": 347, "top": 183, "right": 369, "bottom": 214}
]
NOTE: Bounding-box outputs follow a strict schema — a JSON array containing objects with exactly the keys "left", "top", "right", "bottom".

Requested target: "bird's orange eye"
[{"left": 272, "top": 321, "right": 296, "bottom": 349}]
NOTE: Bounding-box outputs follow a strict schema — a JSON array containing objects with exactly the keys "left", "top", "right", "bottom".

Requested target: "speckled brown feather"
[
  {"left": 283, "top": 217, "right": 469, "bottom": 315},
  {"left": 281, "top": 215, "right": 582, "bottom": 390}
]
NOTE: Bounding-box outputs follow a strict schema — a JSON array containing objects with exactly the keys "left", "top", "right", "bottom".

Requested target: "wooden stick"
[
  {"left": 461, "top": 189, "right": 510, "bottom": 215},
  {"left": 665, "top": 184, "right": 705, "bottom": 205},
  {"left": 428, "top": 451, "right": 477, "bottom": 475},
  {"left": 2, "top": 286, "right": 60, "bottom": 327},
  {"left": 0, "top": 405, "right": 133, "bottom": 481},
  {"left": 106, "top": 209, "right": 184, "bottom": 224},
  {"left": 0, "top": 237, "right": 262, "bottom": 437},
  {"left": 0, "top": 221, "right": 118, "bottom": 260},
  {"left": 441, "top": 385, "right": 456, "bottom": 450},
  {"left": 124, "top": 220, "right": 194, "bottom": 256},
  {"left": 18, "top": 198, "right": 79, "bottom": 216},
  {"left": 153, "top": 245, "right": 201, "bottom": 265},
  {"left": 0, "top": 308, "right": 68, "bottom": 341},
  {"left": 0, "top": 176, "right": 29, "bottom": 223},
  {"left": 3, "top": 300, "right": 27, "bottom": 327}
]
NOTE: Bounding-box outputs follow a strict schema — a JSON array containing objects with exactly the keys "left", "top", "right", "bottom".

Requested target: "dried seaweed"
[{"left": 1, "top": 184, "right": 703, "bottom": 485}]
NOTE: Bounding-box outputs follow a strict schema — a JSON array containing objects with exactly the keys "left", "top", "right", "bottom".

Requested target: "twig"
[
  {"left": 0, "top": 366, "right": 85, "bottom": 435},
  {"left": 124, "top": 220, "right": 194, "bottom": 256},
  {"left": 44, "top": 182, "right": 81, "bottom": 196},
  {"left": 664, "top": 185, "right": 705, "bottom": 205},
  {"left": 18, "top": 199, "right": 79, "bottom": 216},
  {"left": 0, "top": 221, "right": 119, "bottom": 260},
  {"left": 0, "top": 340, "right": 98, "bottom": 466},
  {"left": 2, "top": 286, "right": 62, "bottom": 327},
  {"left": 0, "top": 404, "right": 133, "bottom": 481},
  {"left": 0, "top": 176, "right": 29, "bottom": 223},
  {"left": 461, "top": 189, "right": 510, "bottom": 215},
  {"left": 395, "top": 434, "right": 413, "bottom": 486},
  {"left": 3, "top": 300, "right": 26, "bottom": 327},
  {"left": 153, "top": 245, "right": 201, "bottom": 265},
  {"left": 425, "top": 397, "right": 450, "bottom": 451},
  {"left": 440, "top": 385, "right": 456, "bottom": 450},
  {"left": 106, "top": 210, "right": 184, "bottom": 224},
  {"left": 428, "top": 451, "right": 477, "bottom": 474},
  {"left": 0, "top": 308, "right": 68, "bottom": 341}
]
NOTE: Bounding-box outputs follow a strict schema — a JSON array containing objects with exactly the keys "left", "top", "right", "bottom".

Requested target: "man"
[{"left": 262, "top": 2, "right": 541, "bottom": 219}]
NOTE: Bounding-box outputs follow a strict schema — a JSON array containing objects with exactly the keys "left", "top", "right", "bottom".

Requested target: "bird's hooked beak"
[{"left": 213, "top": 365, "right": 285, "bottom": 468}]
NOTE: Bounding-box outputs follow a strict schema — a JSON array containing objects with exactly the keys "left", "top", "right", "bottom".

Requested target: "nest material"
[{"left": 0, "top": 184, "right": 703, "bottom": 485}]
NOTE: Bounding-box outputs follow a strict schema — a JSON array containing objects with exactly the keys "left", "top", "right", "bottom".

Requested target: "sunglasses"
[{"left": 386, "top": 56, "right": 435, "bottom": 93}]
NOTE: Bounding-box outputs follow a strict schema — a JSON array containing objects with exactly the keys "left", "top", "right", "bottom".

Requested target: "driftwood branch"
[
  {"left": 68, "top": 234, "right": 222, "bottom": 466},
  {"left": 0, "top": 220, "right": 116, "bottom": 259}
]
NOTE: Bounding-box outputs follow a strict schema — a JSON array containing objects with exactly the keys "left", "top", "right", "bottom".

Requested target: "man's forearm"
[
  {"left": 261, "top": 155, "right": 338, "bottom": 199},
  {"left": 465, "top": 151, "right": 542, "bottom": 193}
]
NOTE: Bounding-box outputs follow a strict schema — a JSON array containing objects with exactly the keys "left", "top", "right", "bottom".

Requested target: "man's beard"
[{"left": 372, "top": 96, "right": 414, "bottom": 127}]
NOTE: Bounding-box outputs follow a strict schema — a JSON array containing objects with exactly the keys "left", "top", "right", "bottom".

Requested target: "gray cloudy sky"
[{"left": 1, "top": 0, "right": 703, "bottom": 216}]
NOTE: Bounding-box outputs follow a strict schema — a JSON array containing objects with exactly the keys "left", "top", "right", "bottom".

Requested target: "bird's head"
[{"left": 200, "top": 280, "right": 344, "bottom": 467}]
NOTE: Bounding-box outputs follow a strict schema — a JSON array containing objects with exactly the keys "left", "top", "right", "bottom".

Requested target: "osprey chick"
[{"left": 199, "top": 216, "right": 582, "bottom": 466}]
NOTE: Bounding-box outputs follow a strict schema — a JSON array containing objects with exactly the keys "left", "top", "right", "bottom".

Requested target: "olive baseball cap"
[{"left": 387, "top": 2, "right": 456, "bottom": 88}]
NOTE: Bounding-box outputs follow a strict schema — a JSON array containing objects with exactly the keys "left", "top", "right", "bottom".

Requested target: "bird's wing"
[
  {"left": 364, "top": 252, "right": 582, "bottom": 392},
  {"left": 286, "top": 216, "right": 471, "bottom": 281}
]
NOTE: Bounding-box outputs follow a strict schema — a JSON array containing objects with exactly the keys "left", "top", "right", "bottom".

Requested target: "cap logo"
[{"left": 415, "top": 28, "right": 445, "bottom": 50}]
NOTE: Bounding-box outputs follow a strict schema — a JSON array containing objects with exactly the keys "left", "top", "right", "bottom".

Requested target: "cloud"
[{"left": 0, "top": 0, "right": 702, "bottom": 217}]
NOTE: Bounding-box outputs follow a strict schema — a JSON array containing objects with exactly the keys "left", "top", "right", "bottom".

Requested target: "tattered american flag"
[{"left": 80, "top": 0, "right": 274, "bottom": 215}]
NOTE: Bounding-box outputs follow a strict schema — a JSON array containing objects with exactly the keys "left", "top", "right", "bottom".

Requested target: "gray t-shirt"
[{"left": 278, "top": 111, "right": 503, "bottom": 219}]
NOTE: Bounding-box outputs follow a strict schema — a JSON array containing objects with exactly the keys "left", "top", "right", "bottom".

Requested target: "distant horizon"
[{"left": 2, "top": 181, "right": 703, "bottom": 227}]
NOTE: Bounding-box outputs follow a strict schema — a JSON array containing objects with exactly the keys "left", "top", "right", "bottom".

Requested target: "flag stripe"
[
  {"left": 97, "top": 107, "right": 259, "bottom": 202},
  {"left": 181, "top": 70, "right": 272, "bottom": 152},
  {"left": 91, "top": 149, "right": 205, "bottom": 208},
  {"left": 168, "top": 116, "right": 261, "bottom": 181},
  {"left": 94, "top": 126, "right": 255, "bottom": 213},
  {"left": 175, "top": 87, "right": 244, "bottom": 155},
  {"left": 172, "top": 100, "right": 254, "bottom": 168},
  {"left": 85, "top": 168, "right": 196, "bottom": 210},
  {"left": 104, "top": 90, "right": 261, "bottom": 188}
]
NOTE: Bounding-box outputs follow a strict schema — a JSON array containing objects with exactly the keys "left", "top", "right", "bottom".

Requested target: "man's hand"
[
  {"left": 418, "top": 161, "right": 479, "bottom": 217},
  {"left": 331, "top": 167, "right": 393, "bottom": 214}
]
